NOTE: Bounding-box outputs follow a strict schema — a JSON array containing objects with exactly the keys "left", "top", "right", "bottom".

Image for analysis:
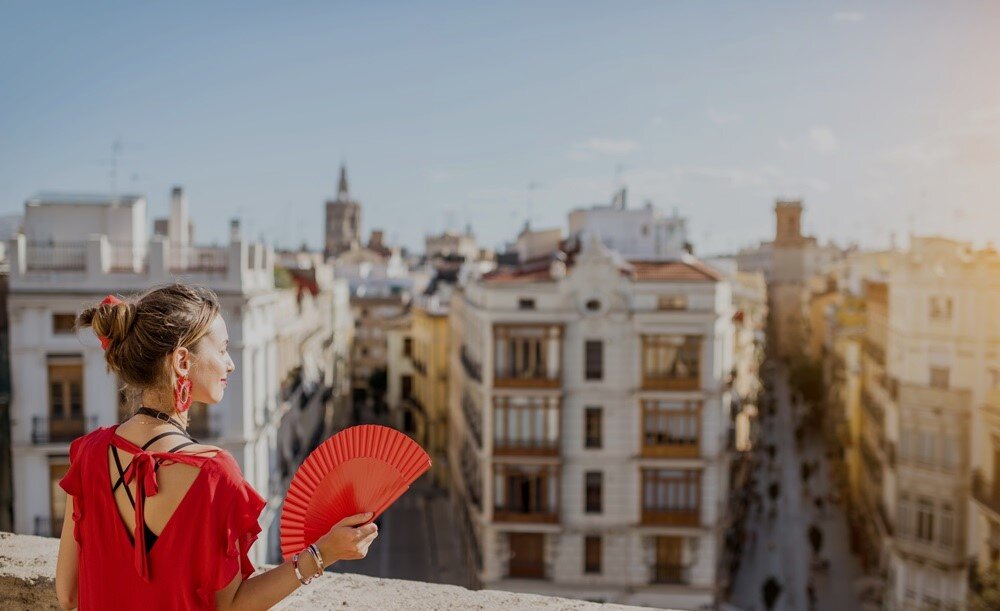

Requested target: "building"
[
  {"left": 324, "top": 164, "right": 362, "bottom": 260},
  {"left": 567, "top": 189, "right": 689, "bottom": 260},
  {"left": 448, "top": 227, "right": 736, "bottom": 609},
  {"left": 736, "top": 200, "right": 841, "bottom": 360},
  {"left": 263, "top": 250, "right": 353, "bottom": 563},
  {"left": 818, "top": 237, "right": 1000, "bottom": 609},
  {"left": 426, "top": 228, "right": 478, "bottom": 261},
  {"left": 4, "top": 188, "right": 329, "bottom": 567}
]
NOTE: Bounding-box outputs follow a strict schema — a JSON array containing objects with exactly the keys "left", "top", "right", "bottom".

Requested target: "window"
[
  {"left": 916, "top": 499, "right": 934, "bottom": 543},
  {"left": 584, "top": 407, "right": 602, "bottom": 449},
  {"left": 585, "top": 472, "right": 603, "bottom": 513},
  {"left": 493, "top": 396, "right": 560, "bottom": 452},
  {"left": 942, "top": 435, "right": 958, "bottom": 470},
  {"left": 929, "top": 367, "right": 950, "bottom": 390},
  {"left": 899, "top": 427, "right": 911, "bottom": 462},
  {"left": 403, "top": 337, "right": 412, "bottom": 358},
  {"left": 401, "top": 375, "right": 413, "bottom": 399},
  {"left": 584, "top": 536, "right": 602, "bottom": 574},
  {"left": 642, "top": 335, "right": 701, "bottom": 389},
  {"left": 494, "top": 325, "right": 562, "bottom": 382},
  {"left": 49, "top": 361, "right": 83, "bottom": 420},
  {"left": 642, "top": 400, "right": 701, "bottom": 454},
  {"left": 940, "top": 503, "right": 954, "bottom": 548},
  {"left": 641, "top": 469, "right": 701, "bottom": 525},
  {"left": 916, "top": 430, "right": 936, "bottom": 466},
  {"left": 494, "top": 464, "right": 558, "bottom": 518},
  {"left": 585, "top": 299, "right": 601, "bottom": 312},
  {"left": 929, "top": 296, "right": 953, "bottom": 321},
  {"left": 518, "top": 298, "right": 536, "bottom": 310},
  {"left": 585, "top": 340, "right": 603, "bottom": 381},
  {"left": 897, "top": 494, "right": 913, "bottom": 537},
  {"left": 52, "top": 314, "right": 76, "bottom": 334},
  {"left": 657, "top": 296, "right": 687, "bottom": 311}
]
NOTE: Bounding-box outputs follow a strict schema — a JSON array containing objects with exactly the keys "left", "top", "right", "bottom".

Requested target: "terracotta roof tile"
[{"left": 628, "top": 260, "right": 722, "bottom": 282}]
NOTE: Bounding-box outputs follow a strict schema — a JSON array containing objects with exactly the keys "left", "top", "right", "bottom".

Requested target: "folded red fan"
[{"left": 279, "top": 424, "right": 431, "bottom": 560}]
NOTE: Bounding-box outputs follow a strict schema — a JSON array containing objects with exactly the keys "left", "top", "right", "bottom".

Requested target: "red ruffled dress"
[{"left": 58, "top": 425, "right": 267, "bottom": 610}]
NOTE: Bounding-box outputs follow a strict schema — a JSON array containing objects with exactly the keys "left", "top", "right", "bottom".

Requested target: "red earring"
[{"left": 174, "top": 375, "right": 193, "bottom": 413}]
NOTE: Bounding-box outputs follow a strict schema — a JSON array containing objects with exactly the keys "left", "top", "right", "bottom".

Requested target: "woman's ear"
[{"left": 172, "top": 347, "right": 192, "bottom": 378}]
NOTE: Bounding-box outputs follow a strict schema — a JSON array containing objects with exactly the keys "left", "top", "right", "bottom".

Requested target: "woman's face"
[{"left": 189, "top": 314, "right": 235, "bottom": 405}]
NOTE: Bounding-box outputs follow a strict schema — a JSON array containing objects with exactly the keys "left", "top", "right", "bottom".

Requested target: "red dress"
[{"left": 58, "top": 425, "right": 267, "bottom": 610}]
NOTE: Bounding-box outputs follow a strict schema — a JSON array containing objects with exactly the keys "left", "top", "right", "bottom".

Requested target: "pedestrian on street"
[{"left": 807, "top": 579, "right": 817, "bottom": 610}]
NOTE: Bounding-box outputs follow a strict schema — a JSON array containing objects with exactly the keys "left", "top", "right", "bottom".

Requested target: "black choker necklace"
[{"left": 135, "top": 406, "right": 186, "bottom": 431}]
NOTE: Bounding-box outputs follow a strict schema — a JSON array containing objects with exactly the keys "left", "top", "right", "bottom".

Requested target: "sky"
[{"left": 2, "top": 1, "right": 999, "bottom": 255}]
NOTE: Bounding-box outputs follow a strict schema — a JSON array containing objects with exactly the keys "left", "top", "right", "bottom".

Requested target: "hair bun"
[{"left": 92, "top": 300, "right": 137, "bottom": 349}]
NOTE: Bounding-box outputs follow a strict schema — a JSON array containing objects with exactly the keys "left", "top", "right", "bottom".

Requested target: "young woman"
[{"left": 54, "top": 283, "right": 378, "bottom": 610}]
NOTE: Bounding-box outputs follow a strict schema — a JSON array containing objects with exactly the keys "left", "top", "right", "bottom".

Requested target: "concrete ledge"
[{"left": 0, "top": 532, "right": 655, "bottom": 610}]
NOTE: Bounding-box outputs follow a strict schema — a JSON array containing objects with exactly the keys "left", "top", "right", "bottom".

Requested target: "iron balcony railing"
[{"left": 31, "top": 415, "right": 98, "bottom": 444}]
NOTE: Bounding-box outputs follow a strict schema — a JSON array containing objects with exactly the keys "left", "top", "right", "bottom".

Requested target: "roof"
[
  {"left": 27, "top": 193, "right": 144, "bottom": 206},
  {"left": 627, "top": 259, "right": 723, "bottom": 282}
]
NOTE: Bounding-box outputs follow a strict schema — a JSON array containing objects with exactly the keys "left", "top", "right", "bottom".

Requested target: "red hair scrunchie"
[{"left": 98, "top": 294, "right": 124, "bottom": 351}]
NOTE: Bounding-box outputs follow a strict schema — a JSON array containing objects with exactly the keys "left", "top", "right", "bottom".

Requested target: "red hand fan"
[{"left": 279, "top": 424, "right": 431, "bottom": 560}]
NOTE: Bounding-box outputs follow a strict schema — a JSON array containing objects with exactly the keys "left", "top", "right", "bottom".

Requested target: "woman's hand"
[{"left": 316, "top": 512, "right": 379, "bottom": 566}]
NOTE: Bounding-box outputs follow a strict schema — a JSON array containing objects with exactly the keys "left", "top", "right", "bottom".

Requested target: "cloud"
[
  {"left": 779, "top": 126, "right": 840, "bottom": 154},
  {"left": 569, "top": 138, "right": 640, "bottom": 160},
  {"left": 706, "top": 109, "right": 739, "bottom": 125},
  {"left": 834, "top": 11, "right": 864, "bottom": 22},
  {"left": 807, "top": 126, "right": 839, "bottom": 153},
  {"left": 424, "top": 169, "right": 452, "bottom": 183}
]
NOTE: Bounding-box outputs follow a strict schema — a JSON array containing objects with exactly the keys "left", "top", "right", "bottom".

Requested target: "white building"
[
  {"left": 448, "top": 230, "right": 736, "bottom": 609},
  {"left": 853, "top": 236, "right": 1000, "bottom": 609},
  {"left": 567, "top": 189, "right": 689, "bottom": 260},
  {"left": 6, "top": 189, "right": 342, "bottom": 567}
]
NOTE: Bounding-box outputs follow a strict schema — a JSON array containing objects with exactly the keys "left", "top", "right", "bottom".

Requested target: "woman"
[{"left": 55, "top": 283, "right": 378, "bottom": 610}]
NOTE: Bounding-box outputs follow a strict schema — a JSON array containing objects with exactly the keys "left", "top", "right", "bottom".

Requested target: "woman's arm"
[
  {"left": 55, "top": 496, "right": 79, "bottom": 610},
  {"left": 215, "top": 513, "right": 378, "bottom": 611}
]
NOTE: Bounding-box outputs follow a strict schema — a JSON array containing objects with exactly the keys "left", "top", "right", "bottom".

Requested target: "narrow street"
[
  {"left": 728, "top": 363, "right": 864, "bottom": 611},
  {"left": 327, "top": 401, "right": 472, "bottom": 587}
]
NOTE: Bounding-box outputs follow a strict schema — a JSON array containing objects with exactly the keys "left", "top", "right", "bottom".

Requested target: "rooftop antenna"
[{"left": 527, "top": 181, "right": 541, "bottom": 226}]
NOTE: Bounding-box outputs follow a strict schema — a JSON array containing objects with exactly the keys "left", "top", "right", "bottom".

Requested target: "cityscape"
[{"left": 1, "top": 3, "right": 999, "bottom": 611}]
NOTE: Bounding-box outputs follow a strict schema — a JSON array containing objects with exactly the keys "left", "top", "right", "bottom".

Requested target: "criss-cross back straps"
[
  {"left": 109, "top": 430, "right": 216, "bottom": 582},
  {"left": 111, "top": 430, "right": 198, "bottom": 507}
]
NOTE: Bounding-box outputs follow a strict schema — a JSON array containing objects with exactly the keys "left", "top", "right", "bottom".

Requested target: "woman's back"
[{"left": 61, "top": 424, "right": 266, "bottom": 610}]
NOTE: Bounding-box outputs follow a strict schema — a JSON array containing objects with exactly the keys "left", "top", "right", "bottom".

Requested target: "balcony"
[
  {"left": 168, "top": 244, "right": 228, "bottom": 273},
  {"left": 187, "top": 409, "right": 223, "bottom": 440},
  {"left": 25, "top": 241, "right": 86, "bottom": 272},
  {"left": 461, "top": 391, "right": 483, "bottom": 448},
  {"left": 493, "top": 464, "right": 559, "bottom": 524},
  {"left": 861, "top": 389, "right": 885, "bottom": 427},
  {"left": 493, "top": 324, "right": 562, "bottom": 389},
  {"left": 641, "top": 508, "right": 701, "bottom": 527},
  {"left": 460, "top": 345, "right": 482, "bottom": 383},
  {"left": 493, "top": 504, "right": 559, "bottom": 524},
  {"left": 652, "top": 564, "right": 691, "bottom": 585},
  {"left": 973, "top": 469, "right": 1000, "bottom": 519},
  {"left": 493, "top": 438, "right": 559, "bottom": 457},
  {"left": 493, "top": 369, "right": 560, "bottom": 389},
  {"left": 31, "top": 415, "right": 97, "bottom": 444},
  {"left": 640, "top": 335, "right": 702, "bottom": 391},
  {"left": 33, "top": 516, "right": 63, "bottom": 538}
]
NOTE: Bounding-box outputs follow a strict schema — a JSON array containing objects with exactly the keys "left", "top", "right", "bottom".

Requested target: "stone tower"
[
  {"left": 774, "top": 199, "right": 804, "bottom": 247},
  {"left": 324, "top": 164, "right": 361, "bottom": 259}
]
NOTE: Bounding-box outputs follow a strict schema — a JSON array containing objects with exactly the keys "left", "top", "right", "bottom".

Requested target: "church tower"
[{"left": 324, "top": 164, "right": 361, "bottom": 259}]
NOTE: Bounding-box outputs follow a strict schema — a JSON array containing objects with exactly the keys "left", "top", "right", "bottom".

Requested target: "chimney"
[
  {"left": 169, "top": 187, "right": 189, "bottom": 247},
  {"left": 230, "top": 218, "right": 241, "bottom": 241},
  {"left": 369, "top": 230, "right": 384, "bottom": 249}
]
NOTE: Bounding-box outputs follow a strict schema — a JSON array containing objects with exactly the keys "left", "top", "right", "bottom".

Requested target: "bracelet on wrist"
[
  {"left": 292, "top": 552, "right": 313, "bottom": 586},
  {"left": 308, "top": 543, "right": 326, "bottom": 571},
  {"left": 303, "top": 545, "right": 323, "bottom": 579}
]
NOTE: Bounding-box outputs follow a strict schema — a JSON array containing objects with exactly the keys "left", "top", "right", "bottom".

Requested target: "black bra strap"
[{"left": 111, "top": 432, "right": 199, "bottom": 497}]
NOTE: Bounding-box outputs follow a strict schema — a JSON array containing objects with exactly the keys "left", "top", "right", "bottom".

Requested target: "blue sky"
[{"left": 2, "top": 1, "right": 999, "bottom": 254}]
